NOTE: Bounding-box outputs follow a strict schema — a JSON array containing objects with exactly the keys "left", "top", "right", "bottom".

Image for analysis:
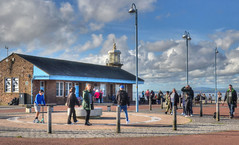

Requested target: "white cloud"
[
  {"left": 0, "top": 0, "right": 78, "bottom": 54},
  {"left": 210, "top": 30, "right": 239, "bottom": 50},
  {"left": 77, "top": 0, "right": 156, "bottom": 23},
  {"left": 77, "top": 34, "right": 103, "bottom": 52}
]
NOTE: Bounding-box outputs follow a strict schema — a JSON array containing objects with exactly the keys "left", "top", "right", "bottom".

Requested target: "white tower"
[{"left": 106, "top": 42, "right": 123, "bottom": 68}]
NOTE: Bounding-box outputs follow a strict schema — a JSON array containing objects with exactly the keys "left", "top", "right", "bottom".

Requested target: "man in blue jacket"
[{"left": 33, "top": 90, "right": 46, "bottom": 123}]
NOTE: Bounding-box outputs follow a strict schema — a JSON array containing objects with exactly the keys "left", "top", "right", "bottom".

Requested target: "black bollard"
[
  {"left": 216, "top": 98, "right": 220, "bottom": 121},
  {"left": 173, "top": 105, "right": 177, "bottom": 130},
  {"left": 161, "top": 97, "right": 163, "bottom": 109},
  {"left": 116, "top": 105, "right": 121, "bottom": 133},
  {"left": 200, "top": 96, "right": 203, "bottom": 117},
  {"left": 47, "top": 106, "right": 52, "bottom": 134}
]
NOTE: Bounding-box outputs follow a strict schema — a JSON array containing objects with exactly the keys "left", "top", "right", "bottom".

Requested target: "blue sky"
[{"left": 1, "top": 0, "right": 239, "bottom": 92}]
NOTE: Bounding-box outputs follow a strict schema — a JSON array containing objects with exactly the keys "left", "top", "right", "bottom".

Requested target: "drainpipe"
[{"left": 31, "top": 77, "right": 33, "bottom": 104}]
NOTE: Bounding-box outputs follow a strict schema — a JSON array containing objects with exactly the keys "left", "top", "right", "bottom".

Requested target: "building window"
[
  {"left": 56, "top": 82, "right": 64, "bottom": 97},
  {"left": 65, "top": 82, "right": 72, "bottom": 97},
  {"left": 5, "top": 78, "right": 11, "bottom": 92},
  {"left": 40, "top": 81, "right": 45, "bottom": 91},
  {"left": 12, "top": 78, "right": 19, "bottom": 92},
  {"left": 100, "top": 83, "right": 106, "bottom": 97}
]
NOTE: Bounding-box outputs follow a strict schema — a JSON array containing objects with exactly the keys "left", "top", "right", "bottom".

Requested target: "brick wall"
[{"left": 0, "top": 54, "right": 33, "bottom": 104}]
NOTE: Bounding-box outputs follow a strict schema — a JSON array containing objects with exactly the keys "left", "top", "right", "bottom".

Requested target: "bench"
[
  {"left": 94, "top": 103, "right": 114, "bottom": 111},
  {"left": 72, "top": 107, "right": 102, "bottom": 118}
]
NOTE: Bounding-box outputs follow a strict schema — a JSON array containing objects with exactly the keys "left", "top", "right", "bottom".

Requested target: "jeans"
[
  {"left": 67, "top": 108, "right": 77, "bottom": 124},
  {"left": 157, "top": 100, "right": 161, "bottom": 104},
  {"left": 228, "top": 103, "right": 235, "bottom": 117},
  {"left": 120, "top": 105, "right": 129, "bottom": 121}
]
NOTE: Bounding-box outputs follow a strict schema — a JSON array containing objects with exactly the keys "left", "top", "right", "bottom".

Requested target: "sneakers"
[
  {"left": 170, "top": 113, "right": 173, "bottom": 115},
  {"left": 185, "top": 115, "right": 189, "bottom": 118},
  {"left": 126, "top": 120, "right": 130, "bottom": 124},
  {"left": 33, "top": 119, "right": 39, "bottom": 123},
  {"left": 74, "top": 120, "right": 79, "bottom": 124},
  {"left": 67, "top": 123, "right": 73, "bottom": 125},
  {"left": 181, "top": 113, "right": 185, "bottom": 116},
  {"left": 190, "top": 114, "right": 193, "bottom": 117},
  {"left": 165, "top": 112, "right": 167, "bottom": 114}
]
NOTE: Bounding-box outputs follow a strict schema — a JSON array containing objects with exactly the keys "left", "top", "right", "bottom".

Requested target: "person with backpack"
[
  {"left": 66, "top": 87, "right": 80, "bottom": 125},
  {"left": 223, "top": 84, "right": 237, "bottom": 119},
  {"left": 116, "top": 85, "right": 130, "bottom": 124}
]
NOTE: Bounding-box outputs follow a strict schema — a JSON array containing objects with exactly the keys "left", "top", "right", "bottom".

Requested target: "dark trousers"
[
  {"left": 185, "top": 99, "right": 191, "bottom": 115},
  {"left": 85, "top": 110, "right": 91, "bottom": 124},
  {"left": 67, "top": 107, "right": 77, "bottom": 124}
]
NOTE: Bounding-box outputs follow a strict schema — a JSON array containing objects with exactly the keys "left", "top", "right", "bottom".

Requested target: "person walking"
[
  {"left": 169, "top": 88, "right": 179, "bottom": 115},
  {"left": 94, "top": 90, "right": 100, "bottom": 103},
  {"left": 158, "top": 90, "right": 163, "bottom": 105},
  {"left": 116, "top": 85, "right": 130, "bottom": 124},
  {"left": 66, "top": 87, "right": 80, "bottom": 125},
  {"left": 33, "top": 90, "right": 46, "bottom": 123},
  {"left": 150, "top": 90, "right": 155, "bottom": 104},
  {"left": 99, "top": 89, "right": 103, "bottom": 103},
  {"left": 82, "top": 84, "right": 94, "bottom": 126},
  {"left": 181, "top": 85, "right": 194, "bottom": 117},
  {"left": 181, "top": 92, "right": 186, "bottom": 116},
  {"left": 223, "top": 84, "right": 237, "bottom": 119},
  {"left": 145, "top": 89, "right": 150, "bottom": 103},
  {"left": 165, "top": 91, "right": 171, "bottom": 114}
]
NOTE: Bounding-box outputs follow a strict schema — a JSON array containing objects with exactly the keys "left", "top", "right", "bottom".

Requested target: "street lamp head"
[
  {"left": 128, "top": 7, "right": 136, "bottom": 13},
  {"left": 129, "top": 3, "right": 136, "bottom": 13},
  {"left": 182, "top": 34, "right": 187, "bottom": 39},
  {"left": 215, "top": 48, "right": 219, "bottom": 53},
  {"left": 187, "top": 36, "right": 191, "bottom": 40}
]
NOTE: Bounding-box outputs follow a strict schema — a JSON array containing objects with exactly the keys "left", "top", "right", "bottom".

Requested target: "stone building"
[{"left": 0, "top": 44, "right": 144, "bottom": 105}]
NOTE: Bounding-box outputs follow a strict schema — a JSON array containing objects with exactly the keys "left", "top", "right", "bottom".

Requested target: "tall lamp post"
[
  {"left": 182, "top": 31, "right": 191, "bottom": 85},
  {"left": 129, "top": 3, "right": 139, "bottom": 112},
  {"left": 215, "top": 47, "right": 219, "bottom": 121}
]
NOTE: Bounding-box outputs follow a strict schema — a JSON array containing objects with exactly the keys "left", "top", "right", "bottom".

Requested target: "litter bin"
[{"left": 19, "top": 93, "right": 26, "bottom": 104}]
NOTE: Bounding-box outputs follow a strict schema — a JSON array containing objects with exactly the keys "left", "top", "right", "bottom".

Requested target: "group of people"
[
  {"left": 32, "top": 84, "right": 238, "bottom": 126},
  {"left": 141, "top": 84, "right": 238, "bottom": 119},
  {"left": 33, "top": 84, "right": 130, "bottom": 125},
  {"left": 142, "top": 90, "right": 164, "bottom": 104}
]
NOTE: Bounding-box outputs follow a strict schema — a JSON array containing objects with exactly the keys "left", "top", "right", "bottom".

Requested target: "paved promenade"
[{"left": 0, "top": 103, "right": 239, "bottom": 140}]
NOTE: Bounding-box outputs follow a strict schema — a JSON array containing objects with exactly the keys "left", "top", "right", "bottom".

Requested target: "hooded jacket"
[{"left": 224, "top": 88, "right": 237, "bottom": 104}]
